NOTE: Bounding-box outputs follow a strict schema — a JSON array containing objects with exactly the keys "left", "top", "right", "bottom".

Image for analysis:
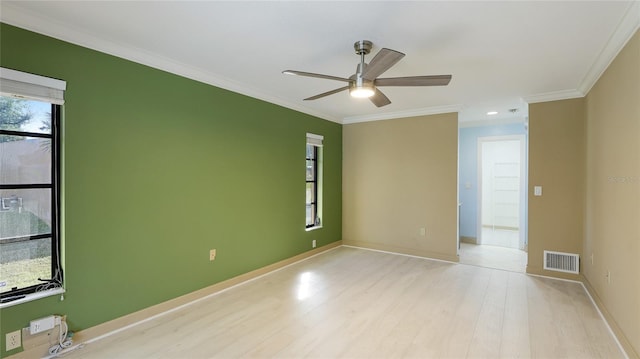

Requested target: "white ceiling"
[{"left": 2, "top": 1, "right": 638, "bottom": 125}]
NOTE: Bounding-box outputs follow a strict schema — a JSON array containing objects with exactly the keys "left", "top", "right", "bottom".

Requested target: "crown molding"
[
  {"left": 578, "top": 1, "right": 640, "bottom": 95},
  {"left": 342, "top": 104, "right": 462, "bottom": 125},
  {"left": 523, "top": 89, "right": 585, "bottom": 104},
  {"left": 0, "top": 3, "right": 342, "bottom": 124}
]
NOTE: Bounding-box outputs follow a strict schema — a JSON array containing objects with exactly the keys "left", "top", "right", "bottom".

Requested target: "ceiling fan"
[{"left": 283, "top": 40, "right": 452, "bottom": 107}]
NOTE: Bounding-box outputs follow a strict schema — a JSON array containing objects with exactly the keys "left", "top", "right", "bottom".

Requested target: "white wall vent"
[{"left": 544, "top": 250, "right": 579, "bottom": 274}]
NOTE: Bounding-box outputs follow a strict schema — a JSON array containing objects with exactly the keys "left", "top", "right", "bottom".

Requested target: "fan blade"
[
  {"left": 283, "top": 70, "right": 351, "bottom": 83},
  {"left": 362, "top": 48, "right": 405, "bottom": 80},
  {"left": 304, "top": 86, "right": 350, "bottom": 101},
  {"left": 369, "top": 88, "right": 391, "bottom": 107},
  {"left": 376, "top": 75, "right": 452, "bottom": 87}
]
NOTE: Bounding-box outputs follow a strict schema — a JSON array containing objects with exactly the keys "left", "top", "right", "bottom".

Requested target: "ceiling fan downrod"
[{"left": 354, "top": 40, "right": 372, "bottom": 75}]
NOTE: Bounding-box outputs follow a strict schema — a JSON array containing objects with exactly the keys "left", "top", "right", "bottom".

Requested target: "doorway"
[
  {"left": 458, "top": 123, "right": 528, "bottom": 273},
  {"left": 477, "top": 135, "right": 526, "bottom": 250}
]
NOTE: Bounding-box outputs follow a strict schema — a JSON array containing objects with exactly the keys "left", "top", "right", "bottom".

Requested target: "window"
[
  {"left": 306, "top": 133, "right": 323, "bottom": 229},
  {"left": 0, "top": 68, "right": 65, "bottom": 304}
]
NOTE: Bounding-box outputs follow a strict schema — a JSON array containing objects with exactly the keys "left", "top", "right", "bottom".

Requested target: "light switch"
[{"left": 534, "top": 186, "right": 543, "bottom": 196}]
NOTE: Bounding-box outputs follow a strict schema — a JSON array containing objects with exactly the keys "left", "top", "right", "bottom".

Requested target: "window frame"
[
  {"left": 306, "top": 144, "right": 318, "bottom": 228},
  {"left": 305, "top": 133, "right": 323, "bottom": 230},
  {"left": 0, "top": 68, "right": 65, "bottom": 305},
  {"left": 0, "top": 102, "right": 62, "bottom": 302}
]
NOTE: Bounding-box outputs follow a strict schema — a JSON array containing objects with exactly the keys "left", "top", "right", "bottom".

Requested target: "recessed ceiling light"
[{"left": 487, "top": 111, "right": 498, "bottom": 115}]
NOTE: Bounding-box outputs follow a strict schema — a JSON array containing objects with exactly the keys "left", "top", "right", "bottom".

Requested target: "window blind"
[
  {"left": 306, "top": 133, "right": 323, "bottom": 147},
  {"left": 0, "top": 67, "right": 66, "bottom": 105}
]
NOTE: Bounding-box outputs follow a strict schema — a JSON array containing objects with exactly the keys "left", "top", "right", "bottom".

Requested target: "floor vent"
[{"left": 544, "top": 250, "right": 579, "bottom": 274}]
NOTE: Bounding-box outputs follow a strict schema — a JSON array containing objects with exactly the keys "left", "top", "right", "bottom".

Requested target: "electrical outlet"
[
  {"left": 534, "top": 186, "right": 543, "bottom": 196},
  {"left": 312, "top": 240, "right": 316, "bottom": 248},
  {"left": 30, "top": 316, "right": 55, "bottom": 335},
  {"left": 21, "top": 316, "right": 65, "bottom": 351},
  {"left": 6, "top": 330, "right": 21, "bottom": 351},
  {"left": 590, "top": 253, "right": 594, "bottom": 265},
  {"left": 606, "top": 270, "right": 611, "bottom": 284},
  {"left": 209, "top": 249, "right": 216, "bottom": 261},
  {"left": 419, "top": 227, "right": 426, "bottom": 236}
]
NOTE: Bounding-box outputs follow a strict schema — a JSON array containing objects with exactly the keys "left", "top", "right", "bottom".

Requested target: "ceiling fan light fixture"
[
  {"left": 350, "top": 86, "right": 375, "bottom": 98},
  {"left": 349, "top": 77, "right": 375, "bottom": 98}
]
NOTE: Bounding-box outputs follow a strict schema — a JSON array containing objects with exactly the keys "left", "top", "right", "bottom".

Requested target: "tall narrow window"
[
  {"left": 0, "top": 68, "right": 65, "bottom": 303},
  {"left": 306, "top": 133, "right": 323, "bottom": 229}
]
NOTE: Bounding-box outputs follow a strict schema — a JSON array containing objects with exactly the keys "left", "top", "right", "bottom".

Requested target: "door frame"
[{"left": 477, "top": 135, "right": 526, "bottom": 249}]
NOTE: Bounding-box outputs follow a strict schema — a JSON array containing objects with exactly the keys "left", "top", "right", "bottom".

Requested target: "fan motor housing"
[{"left": 354, "top": 40, "right": 372, "bottom": 55}]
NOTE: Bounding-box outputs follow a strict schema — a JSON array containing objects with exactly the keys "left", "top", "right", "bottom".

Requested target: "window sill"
[
  {"left": 305, "top": 226, "right": 323, "bottom": 232},
  {"left": 0, "top": 287, "right": 65, "bottom": 309}
]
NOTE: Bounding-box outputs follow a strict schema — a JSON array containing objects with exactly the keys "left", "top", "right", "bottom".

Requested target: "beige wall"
[
  {"left": 584, "top": 30, "right": 639, "bottom": 358},
  {"left": 342, "top": 113, "right": 459, "bottom": 262},
  {"left": 528, "top": 98, "right": 585, "bottom": 280},
  {"left": 341, "top": 30, "right": 639, "bottom": 356}
]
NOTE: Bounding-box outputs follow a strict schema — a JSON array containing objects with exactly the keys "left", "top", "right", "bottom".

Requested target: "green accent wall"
[{"left": 0, "top": 23, "right": 341, "bottom": 355}]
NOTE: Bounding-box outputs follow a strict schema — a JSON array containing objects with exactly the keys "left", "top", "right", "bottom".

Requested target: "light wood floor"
[
  {"left": 480, "top": 228, "right": 520, "bottom": 249},
  {"left": 64, "top": 246, "right": 623, "bottom": 358},
  {"left": 459, "top": 242, "right": 528, "bottom": 273}
]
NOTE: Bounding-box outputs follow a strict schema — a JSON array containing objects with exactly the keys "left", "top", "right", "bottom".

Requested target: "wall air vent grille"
[{"left": 543, "top": 250, "right": 579, "bottom": 274}]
